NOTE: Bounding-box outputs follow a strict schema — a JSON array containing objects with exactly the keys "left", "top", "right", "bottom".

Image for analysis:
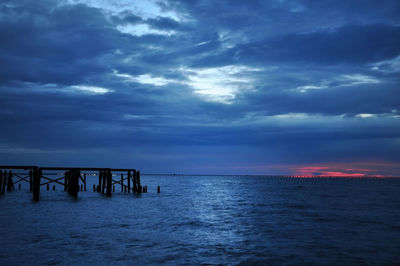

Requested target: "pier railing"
[{"left": 0, "top": 166, "right": 146, "bottom": 201}]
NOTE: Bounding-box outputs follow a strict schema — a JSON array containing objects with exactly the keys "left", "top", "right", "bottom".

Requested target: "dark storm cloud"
[
  {"left": 298, "top": 0, "right": 400, "bottom": 21},
  {"left": 162, "top": 0, "right": 400, "bottom": 40},
  {"left": 232, "top": 24, "right": 400, "bottom": 65},
  {"left": 0, "top": 0, "right": 399, "bottom": 174},
  {"left": 234, "top": 81, "right": 400, "bottom": 116},
  {"left": 187, "top": 23, "right": 400, "bottom": 68},
  {"left": 0, "top": 1, "right": 137, "bottom": 85}
]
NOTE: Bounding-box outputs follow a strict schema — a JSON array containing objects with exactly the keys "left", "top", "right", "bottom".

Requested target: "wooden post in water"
[
  {"left": 11, "top": 171, "right": 15, "bottom": 191},
  {"left": 68, "top": 169, "right": 80, "bottom": 198},
  {"left": 132, "top": 170, "right": 137, "bottom": 192},
  {"left": 74, "top": 170, "right": 80, "bottom": 197},
  {"left": 66, "top": 170, "right": 71, "bottom": 194},
  {"left": 47, "top": 184, "right": 49, "bottom": 191},
  {"left": 53, "top": 185, "right": 55, "bottom": 191},
  {"left": 157, "top": 186, "right": 160, "bottom": 193},
  {"left": 33, "top": 168, "right": 41, "bottom": 201},
  {"left": 0, "top": 171, "right": 5, "bottom": 195},
  {"left": 93, "top": 184, "right": 96, "bottom": 192},
  {"left": 121, "top": 173, "right": 123, "bottom": 192},
  {"left": 101, "top": 170, "right": 106, "bottom": 194},
  {"left": 98, "top": 171, "right": 102, "bottom": 192},
  {"left": 1, "top": 170, "right": 6, "bottom": 195},
  {"left": 127, "top": 171, "right": 131, "bottom": 193},
  {"left": 1, "top": 171, "right": 4, "bottom": 194},
  {"left": 29, "top": 170, "right": 33, "bottom": 192},
  {"left": 137, "top": 171, "right": 141, "bottom": 193},
  {"left": 84, "top": 173, "right": 87, "bottom": 191},
  {"left": 106, "top": 170, "right": 112, "bottom": 197},
  {"left": 0, "top": 171, "right": 3, "bottom": 196},
  {"left": 64, "top": 171, "right": 68, "bottom": 191},
  {"left": 19, "top": 184, "right": 21, "bottom": 190},
  {"left": 67, "top": 170, "right": 72, "bottom": 196},
  {"left": 7, "top": 171, "right": 14, "bottom": 191}
]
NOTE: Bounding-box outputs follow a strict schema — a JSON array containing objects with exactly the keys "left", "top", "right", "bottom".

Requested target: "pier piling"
[
  {"left": 0, "top": 171, "right": 3, "bottom": 195},
  {"left": 101, "top": 170, "right": 106, "bottom": 194},
  {"left": 29, "top": 170, "right": 33, "bottom": 192},
  {"left": 128, "top": 171, "right": 131, "bottom": 193},
  {"left": 7, "top": 171, "right": 14, "bottom": 191},
  {"left": 83, "top": 173, "right": 87, "bottom": 191},
  {"left": 121, "top": 173, "right": 123, "bottom": 192},
  {"left": 133, "top": 170, "right": 137, "bottom": 192},
  {"left": 64, "top": 171, "right": 68, "bottom": 191},
  {"left": 1, "top": 171, "right": 6, "bottom": 195},
  {"left": 98, "top": 171, "right": 102, "bottom": 192},
  {"left": 32, "top": 168, "right": 41, "bottom": 201},
  {"left": 106, "top": 170, "right": 112, "bottom": 197},
  {"left": 137, "top": 171, "right": 141, "bottom": 193},
  {"left": 67, "top": 169, "right": 80, "bottom": 198}
]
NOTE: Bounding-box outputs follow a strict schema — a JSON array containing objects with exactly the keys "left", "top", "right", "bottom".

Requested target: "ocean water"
[{"left": 1, "top": 175, "right": 400, "bottom": 265}]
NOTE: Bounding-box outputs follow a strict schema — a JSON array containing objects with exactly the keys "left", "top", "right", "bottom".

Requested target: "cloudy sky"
[{"left": 1, "top": 0, "right": 399, "bottom": 176}]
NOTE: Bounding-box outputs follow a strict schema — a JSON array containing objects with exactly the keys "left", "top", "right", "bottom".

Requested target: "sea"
[{"left": 1, "top": 175, "right": 400, "bottom": 265}]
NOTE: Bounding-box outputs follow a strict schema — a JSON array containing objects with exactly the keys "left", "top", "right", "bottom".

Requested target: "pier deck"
[{"left": 0, "top": 165, "right": 144, "bottom": 201}]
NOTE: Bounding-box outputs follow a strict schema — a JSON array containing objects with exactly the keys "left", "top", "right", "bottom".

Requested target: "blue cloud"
[{"left": 0, "top": 0, "right": 399, "bottom": 174}]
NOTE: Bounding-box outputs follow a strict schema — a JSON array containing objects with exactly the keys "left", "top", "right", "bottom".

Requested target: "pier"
[{"left": 0, "top": 166, "right": 144, "bottom": 201}]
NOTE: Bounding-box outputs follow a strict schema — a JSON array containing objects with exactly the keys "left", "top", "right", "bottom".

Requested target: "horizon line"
[{"left": 141, "top": 173, "right": 400, "bottom": 178}]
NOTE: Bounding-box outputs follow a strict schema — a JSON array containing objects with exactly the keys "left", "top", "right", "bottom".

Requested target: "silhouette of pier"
[{"left": 0, "top": 165, "right": 147, "bottom": 201}]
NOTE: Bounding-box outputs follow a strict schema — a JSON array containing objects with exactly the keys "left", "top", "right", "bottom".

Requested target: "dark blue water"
[{"left": 1, "top": 176, "right": 400, "bottom": 265}]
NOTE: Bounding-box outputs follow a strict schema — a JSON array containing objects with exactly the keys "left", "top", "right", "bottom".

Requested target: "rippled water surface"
[{"left": 1, "top": 176, "right": 400, "bottom": 265}]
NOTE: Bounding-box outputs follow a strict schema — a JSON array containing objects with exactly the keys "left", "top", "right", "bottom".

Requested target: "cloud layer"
[{"left": 1, "top": 0, "right": 399, "bottom": 175}]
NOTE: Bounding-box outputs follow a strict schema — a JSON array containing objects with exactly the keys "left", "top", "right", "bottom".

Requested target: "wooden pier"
[{"left": 0, "top": 166, "right": 145, "bottom": 201}]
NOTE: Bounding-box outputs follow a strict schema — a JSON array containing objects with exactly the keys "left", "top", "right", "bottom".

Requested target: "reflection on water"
[{"left": 1, "top": 176, "right": 400, "bottom": 265}]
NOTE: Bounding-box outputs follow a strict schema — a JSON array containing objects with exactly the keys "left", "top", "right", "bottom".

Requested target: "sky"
[{"left": 0, "top": 0, "right": 399, "bottom": 176}]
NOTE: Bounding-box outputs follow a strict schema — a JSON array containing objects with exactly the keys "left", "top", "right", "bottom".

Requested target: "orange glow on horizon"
[
  {"left": 202, "top": 161, "right": 399, "bottom": 177},
  {"left": 292, "top": 165, "right": 392, "bottom": 177}
]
